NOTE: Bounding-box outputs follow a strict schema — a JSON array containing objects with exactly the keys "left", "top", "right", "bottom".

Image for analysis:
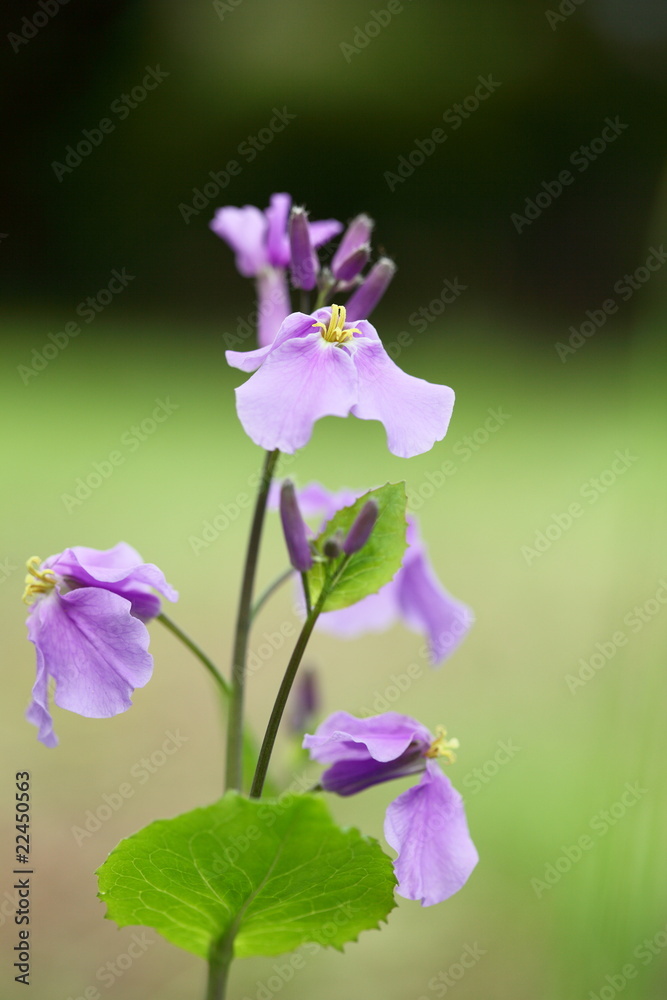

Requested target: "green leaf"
[
  {"left": 308, "top": 482, "right": 408, "bottom": 611},
  {"left": 97, "top": 793, "right": 396, "bottom": 960}
]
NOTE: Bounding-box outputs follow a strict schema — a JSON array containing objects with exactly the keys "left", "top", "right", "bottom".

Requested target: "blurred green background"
[{"left": 1, "top": 1, "right": 666, "bottom": 998}]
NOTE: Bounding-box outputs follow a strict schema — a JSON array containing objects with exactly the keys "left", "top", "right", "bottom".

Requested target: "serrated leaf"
[
  {"left": 308, "top": 482, "right": 407, "bottom": 611},
  {"left": 97, "top": 792, "right": 396, "bottom": 960}
]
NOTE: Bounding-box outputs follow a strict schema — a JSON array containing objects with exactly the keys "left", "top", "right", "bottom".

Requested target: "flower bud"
[
  {"left": 280, "top": 480, "right": 313, "bottom": 571},
  {"left": 343, "top": 500, "right": 379, "bottom": 555},
  {"left": 289, "top": 206, "right": 317, "bottom": 290},
  {"left": 331, "top": 213, "right": 374, "bottom": 280},
  {"left": 333, "top": 244, "right": 371, "bottom": 283},
  {"left": 289, "top": 668, "right": 319, "bottom": 734},
  {"left": 345, "top": 257, "right": 396, "bottom": 321},
  {"left": 323, "top": 529, "right": 344, "bottom": 559}
]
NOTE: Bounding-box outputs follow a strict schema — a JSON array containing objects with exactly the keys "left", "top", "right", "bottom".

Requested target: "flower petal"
[
  {"left": 25, "top": 627, "right": 57, "bottom": 747},
  {"left": 397, "top": 545, "right": 474, "bottom": 665},
  {"left": 350, "top": 339, "right": 455, "bottom": 458},
  {"left": 316, "top": 579, "right": 399, "bottom": 637},
  {"left": 225, "top": 311, "right": 315, "bottom": 373},
  {"left": 209, "top": 205, "right": 268, "bottom": 277},
  {"left": 384, "top": 761, "right": 478, "bottom": 905},
  {"left": 46, "top": 543, "right": 178, "bottom": 622},
  {"left": 304, "top": 710, "right": 431, "bottom": 764},
  {"left": 256, "top": 267, "right": 291, "bottom": 348},
  {"left": 233, "top": 333, "right": 358, "bottom": 453},
  {"left": 320, "top": 751, "right": 425, "bottom": 796},
  {"left": 26, "top": 588, "right": 153, "bottom": 745},
  {"left": 265, "top": 192, "right": 292, "bottom": 268},
  {"left": 309, "top": 218, "right": 343, "bottom": 248}
]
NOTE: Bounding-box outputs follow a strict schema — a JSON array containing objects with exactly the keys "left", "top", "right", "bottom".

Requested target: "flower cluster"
[
  {"left": 214, "top": 193, "right": 454, "bottom": 457},
  {"left": 280, "top": 481, "right": 474, "bottom": 664}
]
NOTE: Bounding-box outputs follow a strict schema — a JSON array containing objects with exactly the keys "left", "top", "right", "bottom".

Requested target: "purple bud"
[
  {"left": 331, "top": 213, "right": 374, "bottom": 279},
  {"left": 333, "top": 243, "right": 371, "bottom": 283},
  {"left": 289, "top": 207, "right": 317, "bottom": 290},
  {"left": 345, "top": 257, "right": 397, "bottom": 320},
  {"left": 289, "top": 668, "right": 319, "bottom": 734},
  {"left": 343, "top": 500, "right": 379, "bottom": 556},
  {"left": 280, "top": 480, "right": 313, "bottom": 571}
]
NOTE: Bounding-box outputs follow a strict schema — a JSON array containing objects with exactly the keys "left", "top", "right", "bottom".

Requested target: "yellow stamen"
[
  {"left": 22, "top": 556, "right": 56, "bottom": 605},
  {"left": 424, "top": 726, "right": 460, "bottom": 763},
  {"left": 312, "top": 303, "right": 362, "bottom": 344}
]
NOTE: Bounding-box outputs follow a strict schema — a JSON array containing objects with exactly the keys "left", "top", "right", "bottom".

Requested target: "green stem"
[
  {"left": 225, "top": 450, "right": 280, "bottom": 793},
  {"left": 206, "top": 931, "right": 234, "bottom": 1000},
  {"left": 314, "top": 277, "right": 334, "bottom": 310},
  {"left": 301, "top": 571, "right": 312, "bottom": 616},
  {"left": 251, "top": 567, "right": 294, "bottom": 623},
  {"left": 157, "top": 613, "right": 230, "bottom": 697},
  {"left": 250, "top": 559, "right": 348, "bottom": 799}
]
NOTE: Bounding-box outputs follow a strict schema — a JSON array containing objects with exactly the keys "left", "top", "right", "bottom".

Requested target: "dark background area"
[{"left": 3, "top": 0, "right": 667, "bottom": 335}]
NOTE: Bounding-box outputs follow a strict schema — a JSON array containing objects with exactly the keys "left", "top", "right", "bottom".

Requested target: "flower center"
[
  {"left": 312, "top": 303, "right": 362, "bottom": 343},
  {"left": 22, "top": 556, "right": 56, "bottom": 605},
  {"left": 424, "top": 726, "right": 460, "bottom": 763}
]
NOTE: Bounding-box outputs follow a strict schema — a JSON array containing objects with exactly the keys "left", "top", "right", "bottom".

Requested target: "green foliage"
[
  {"left": 308, "top": 482, "right": 408, "bottom": 611},
  {"left": 97, "top": 792, "right": 396, "bottom": 960}
]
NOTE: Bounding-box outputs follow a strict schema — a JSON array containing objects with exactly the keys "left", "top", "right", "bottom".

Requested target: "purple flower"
[
  {"left": 22, "top": 544, "right": 178, "bottom": 747},
  {"left": 210, "top": 194, "right": 341, "bottom": 346},
  {"left": 304, "top": 711, "right": 478, "bottom": 905},
  {"left": 226, "top": 305, "right": 455, "bottom": 457},
  {"left": 291, "top": 483, "right": 473, "bottom": 664}
]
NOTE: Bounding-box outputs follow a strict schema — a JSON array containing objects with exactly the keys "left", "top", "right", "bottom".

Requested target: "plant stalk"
[{"left": 225, "top": 449, "right": 280, "bottom": 792}]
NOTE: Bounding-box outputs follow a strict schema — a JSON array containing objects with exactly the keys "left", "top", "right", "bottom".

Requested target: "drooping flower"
[
  {"left": 210, "top": 193, "right": 341, "bottom": 346},
  {"left": 22, "top": 543, "right": 178, "bottom": 747},
  {"left": 226, "top": 305, "right": 455, "bottom": 457},
  {"left": 304, "top": 710, "right": 478, "bottom": 905},
  {"left": 283, "top": 482, "right": 473, "bottom": 664}
]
